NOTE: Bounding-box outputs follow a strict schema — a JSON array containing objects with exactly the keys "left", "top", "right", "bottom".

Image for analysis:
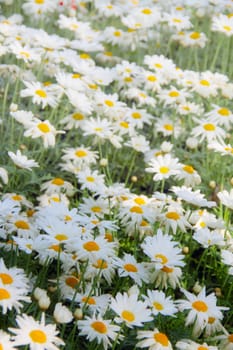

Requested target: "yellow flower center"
[
  {"left": 159, "top": 166, "right": 169, "bottom": 174},
  {"left": 173, "top": 18, "right": 182, "bottom": 23},
  {"left": 161, "top": 266, "right": 174, "bottom": 273},
  {"left": 200, "top": 79, "right": 210, "bottom": 86},
  {"left": 75, "top": 150, "right": 87, "bottom": 157},
  {"left": 83, "top": 241, "right": 100, "bottom": 252},
  {"left": 208, "top": 317, "right": 215, "bottom": 324},
  {"left": 153, "top": 302, "right": 164, "bottom": 310},
  {"left": 79, "top": 53, "right": 90, "bottom": 59},
  {"left": 35, "top": 0, "right": 44, "bottom": 3},
  {"left": 35, "top": 89, "right": 47, "bottom": 98},
  {"left": 223, "top": 25, "right": 232, "bottom": 32},
  {"left": 130, "top": 206, "right": 143, "bottom": 214},
  {"left": 91, "top": 206, "right": 102, "bottom": 213},
  {"left": 91, "top": 321, "right": 107, "bottom": 334},
  {"left": 104, "top": 100, "right": 114, "bottom": 107},
  {"left": 198, "top": 347, "right": 208, "bottom": 350},
  {"left": 218, "top": 107, "right": 230, "bottom": 116},
  {"left": 190, "top": 31, "right": 200, "bottom": 39},
  {"left": 124, "top": 263, "right": 138, "bottom": 272},
  {"left": 155, "top": 253, "right": 168, "bottom": 264},
  {"left": 169, "top": 90, "right": 180, "bottom": 97},
  {"left": 166, "top": 211, "right": 180, "bottom": 220},
  {"left": 192, "top": 300, "right": 208, "bottom": 312},
  {"left": 52, "top": 178, "right": 64, "bottom": 186},
  {"left": 153, "top": 332, "right": 169, "bottom": 346},
  {"left": 65, "top": 276, "right": 79, "bottom": 288},
  {"left": 183, "top": 165, "right": 194, "bottom": 174},
  {"left": 164, "top": 124, "right": 174, "bottom": 131},
  {"left": 114, "top": 31, "right": 121, "bottom": 37},
  {"left": 12, "top": 195, "right": 22, "bottom": 201},
  {"left": 228, "top": 334, "right": 233, "bottom": 343},
  {"left": 0, "top": 273, "right": 13, "bottom": 285},
  {"left": 124, "top": 77, "right": 133, "bottom": 83},
  {"left": 20, "top": 51, "right": 30, "bottom": 58},
  {"left": 49, "top": 244, "right": 62, "bottom": 252},
  {"left": 93, "top": 259, "right": 108, "bottom": 269},
  {"left": 72, "top": 113, "right": 84, "bottom": 120},
  {"left": 131, "top": 112, "right": 141, "bottom": 119},
  {"left": 37, "top": 122, "right": 50, "bottom": 133},
  {"left": 82, "top": 296, "right": 96, "bottom": 305},
  {"left": 15, "top": 220, "right": 29, "bottom": 229},
  {"left": 104, "top": 51, "right": 112, "bottom": 56},
  {"left": 72, "top": 73, "right": 81, "bottom": 79},
  {"left": 55, "top": 234, "right": 68, "bottom": 241},
  {"left": 121, "top": 310, "right": 135, "bottom": 322},
  {"left": 154, "top": 63, "right": 163, "bottom": 68},
  {"left": 29, "top": 330, "right": 47, "bottom": 344},
  {"left": 147, "top": 75, "right": 157, "bottom": 82},
  {"left": 141, "top": 8, "right": 152, "bottom": 14},
  {"left": 86, "top": 176, "right": 95, "bottom": 182},
  {"left": 224, "top": 147, "right": 233, "bottom": 153},
  {"left": 203, "top": 123, "right": 215, "bottom": 131},
  {"left": 0, "top": 288, "right": 10, "bottom": 300},
  {"left": 134, "top": 197, "right": 146, "bottom": 205},
  {"left": 120, "top": 121, "right": 129, "bottom": 128}
]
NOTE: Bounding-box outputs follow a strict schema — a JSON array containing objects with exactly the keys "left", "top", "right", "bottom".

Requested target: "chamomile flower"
[
  {"left": 78, "top": 314, "right": 121, "bottom": 350},
  {"left": 206, "top": 105, "right": 233, "bottom": 129},
  {"left": 180, "top": 30, "right": 207, "bottom": 48},
  {"left": 136, "top": 328, "right": 173, "bottom": 350},
  {"left": 0, "top": 258, "right": 30, "bottom": 290},
  {"left": 8, "top": 150, "right": 39, "bottom": 170},
  {"left": 110, "top": 291, "right": 153, "bottom": 328},
  {"left": 77, "top": 169, "right": 106, "bottom": 193},
  {"left": 9, "top": 313, "right": 64, "bottom": 349},
  {"left": 145, "top": 154, "right": 181, "bottom": 181},
  {"left": 193, "top": 227, "right": 225, "bottom": 248},
  {"left": 40, "top": 177, "right": 74, "bottom": 196},
  {"left": 175, "top": 164, "right": 201, "bottom": 186}
]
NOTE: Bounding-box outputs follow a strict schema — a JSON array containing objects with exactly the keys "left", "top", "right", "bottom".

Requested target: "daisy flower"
[
  {"left": 0, "top": 280, "right": 30, "bottom": 314},
  {"left": 176, "top": 339, "right": 218, "bottom": 350},
  {"left": 217, "top": 189, "right": 233, "bottom": 209},
  {"left": 171, "top": 186, "right": 216, "bottom": 208},
  {"left": 40, "top": 177, "right": 74, "bottom": 196},
  {"left": 215, "top": 329, "right": 233, "bottom": 349},
  {"left": 211, "top": 14, "right": 233, "bottom": 37},
  {"left": 8, "top": 149, "right": 39, "bottom": 170},
  {"left": 176, "top": 286, "right": 227, "bottom": 337},
  {"left": 23, "top": 119, "right": 65, "bottom": 148},
  {"left": 78, "top": 314, "right": 121, "bottom": 350},
  {"left": 206, "top": 105, "right": 233, "bottom": 129},
  {"left": 110, "top": 291, "right": 153, "bottom": 328},
  {"left": 180, "top": 31, "right": 207, "bottom": 48},
  {"left": 114, "top": 253, "right": 149, "bottom": 286},
  {"left": 175, "top": 164, "right": 201, "bottom": 187},
  {"left": 191, "top": 118, "right": 225, "bottom": 143},
  {"left": 208, "top": 140, "right": 233, "bottom": 157},
  {"left": 136, "top": 328, "right": 173, "bottom": 350},
  {"left": 0, "top": 330, "right": 16, "bottom": 350},
  {"left": 20, "top": 81, "right": 61, "bottom": 108},
  {"left": 143, "top": 289, "right": 177, "bottom": 317},
  {"left": 145, "top": 154, "right": 181, "bottom": 181},
  {"left": 221, "top": 249, "right": 233, "bottom": 275},
  {"left": 77, "top": 169, "right": 106, "bottom": 193},
  {"left": 9, "top": 313, "right": 64, "bottom": 350},
  {"left": 193, "top": 228, "right": 225, "bottom": 248}
]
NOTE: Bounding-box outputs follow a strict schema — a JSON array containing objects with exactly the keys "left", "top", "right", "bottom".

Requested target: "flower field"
[{"left": 1, "top": 0, "right": 233, "bottom": 349}]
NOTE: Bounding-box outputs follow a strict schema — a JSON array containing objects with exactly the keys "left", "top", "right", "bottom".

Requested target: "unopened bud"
[
  {"left": 193, "top": 281, "right": 202, "bottom": 294},
  {"left": 100, "top": 158, "right": 108, "bottom": 167},
  {"left": 38, "top": 295, "right": 51, "bottom": 310},
  {"left": 215, "top": 287, "right": 222, "bottom": 297},
  {"left": 131, "top": 176, "right": 138, "bottom": 183},
  {"left": 182, "top": 246, "right": 189, "bottom": 254},
  {"left": 74, "top": 308, "right": 83, "bottom": 320},
  {"left": 209, "top": 181, "right": 216, "bottom": 189}
]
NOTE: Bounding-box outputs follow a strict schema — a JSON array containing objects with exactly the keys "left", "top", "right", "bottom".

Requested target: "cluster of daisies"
[{"left": 0, "top": 0, "right": 233, "bottom": 349}]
